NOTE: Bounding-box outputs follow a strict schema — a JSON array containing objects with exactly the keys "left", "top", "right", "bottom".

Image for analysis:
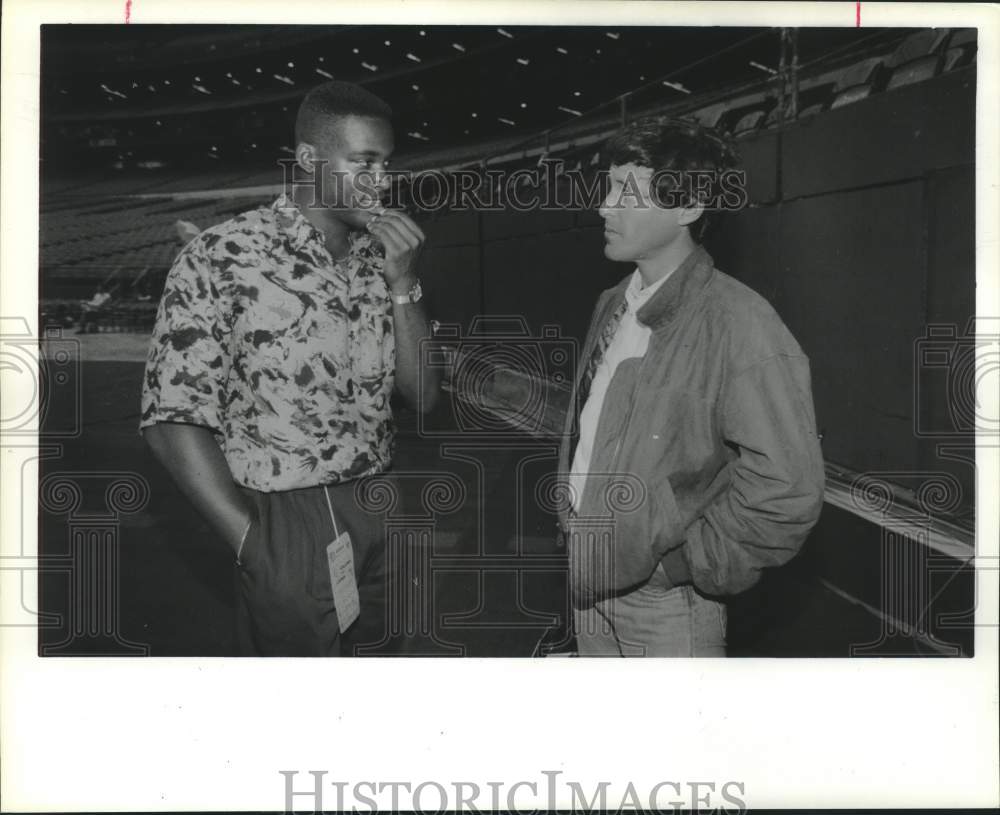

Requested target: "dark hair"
[
  {"left": 602, "top": 116, "right": 742, "bottom": 242},
  {"left": 294, "top": 81, "right": 393, "bottom": 147}
]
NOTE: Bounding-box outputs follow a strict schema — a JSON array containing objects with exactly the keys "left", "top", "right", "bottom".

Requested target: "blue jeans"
[{"left": 573, "top": 568, "right": 727, "bottom": 657}]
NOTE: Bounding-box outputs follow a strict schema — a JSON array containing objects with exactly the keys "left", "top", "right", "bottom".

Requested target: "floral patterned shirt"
[{"left": 140, "top": 194, "right": 395, "bottom": 492}]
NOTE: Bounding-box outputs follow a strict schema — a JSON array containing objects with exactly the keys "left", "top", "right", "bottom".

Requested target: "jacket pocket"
[{"left": 650, "top": 474, "right": 686, "bottom": 561}]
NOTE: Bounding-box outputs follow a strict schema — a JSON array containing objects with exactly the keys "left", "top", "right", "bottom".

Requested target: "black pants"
[{"left": 234, "top": 479, "right": 389, "bottom": 657}]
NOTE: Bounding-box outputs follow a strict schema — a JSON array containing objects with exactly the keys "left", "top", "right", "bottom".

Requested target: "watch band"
[{"left": 391, "top": 280, "right": 422, "bottom": 305}]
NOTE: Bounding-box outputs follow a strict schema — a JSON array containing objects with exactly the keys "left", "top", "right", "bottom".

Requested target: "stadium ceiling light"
[
  {"left": 163, "top": 79, "right": 171, "bottom": 85},
  {"left": 573, "top": 90, "right": 581, "bottom": 96},
  {"left": 315, "top": 68, "right": 333, "bottom": 79},
  {"left": 661, "top": 80, "right": 691, "bottom": 94},
  {"left": 498, "top": 116, "right": 515, "bottom": 125},
  {"left": 411, "top": 84, "right": 420, "bottom": 91},
  {"left": 520, "top": 102, "right": 527, "bottom": 108},
  {"left": 497, "top": 28, "right": 513, "bottom": 38},
  {"left": 193, "top": 84, "right": 211, "bottom": 95},
  {"left": 195, "top": 76, "right": 201, "bottom": 81},
  {"left": 287, "top": 61, "right": 294, "bottom": 68},
  {"left": 516, "top": 58, "right": 529, "bottom": 66},
  {"left": 558, "top": 105, "right": 582, "bottom": 116},
  {"left": 384, "top": 40, "right": 391, "bottom": 46},
  {"left": 318, "top": 56, "right": 325, "bottom": 62},
  {"left": 231, "top": 78, "right": 242, "bottom": 86},
  {"left": 361, "top": 62, "right": 378, "bottom": 72},
  {"left": 226, "top": 72, "right": 233, "bottom": 77},
  {"left": 748, "top": 60, "right": 778, "bottom": 76},
  {"left": 605, "top": 32, "right": 620, "bottom": 40},
  {"left": 256, "top": 67, "right": 262, "bottom": 73},
  {"left": 471, "top": 112, "right": 477, "bottom": 118},
  {"left": 419, "top": 30, "right": 426, "bottom": 36},
  {"left": 352, "top": 48, "right": 360, "bottom": 54},
  {"left": 406, "top": 53, "right": 421, "bottom": 63},
  {"left": 147, "top": 84, "right": 157, "bottom": 92},
  {"left": 452, "top": 43, "right": 466, "bottom": 52},
  {"left": 556, "top": 47, "right": 568, "bottom": 54},
  {"left": 273, "top": 74, "right": 295, "bottom": 85}
]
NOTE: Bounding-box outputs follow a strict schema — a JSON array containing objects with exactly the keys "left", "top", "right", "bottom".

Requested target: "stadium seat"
[
  {"left": 885, "top": 29, "right": 950, "bottom": 69},
  {"left": 732, "top": 109, "right": 766, "bottom": 136},
  {"left": 943, "top": 29, "right": 977, "bottom": 72},
  {"left": 947, "top": 28, "right": 977, "bottom": 49},
  {"left": 830, "top": 84, "right": 874, "bottom": 109},
  {"left": 828, "top": 57, "right": 884, "bottom": 109},
  {"left": 694, "top": 107, "right": 728, "bottom": 129},
  {"left": 834, "top": 57, "right": 884, "bottom": 90},
  {"left": 943, "top": 46, "right": 975, "bottom": 72},
  {"left": 886, "top": 54, "right": 944, "bottom": 90}
]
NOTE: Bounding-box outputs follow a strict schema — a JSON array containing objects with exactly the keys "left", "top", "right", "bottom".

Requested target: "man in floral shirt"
[{"left": 141, "top": 82, "right": 440, "bottom": 656}]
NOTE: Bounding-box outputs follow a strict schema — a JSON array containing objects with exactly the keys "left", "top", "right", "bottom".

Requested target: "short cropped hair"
[
  {"left": 294, "top": 81, "right": 393, "bottom": 147},
  {"left": 602, "top": 116, "right": 742, "bottom": 242}
]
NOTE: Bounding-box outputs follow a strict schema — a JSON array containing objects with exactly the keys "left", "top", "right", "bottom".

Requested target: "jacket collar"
[{"left": 628, "top": 245, "right": 715, "bottom": 331}]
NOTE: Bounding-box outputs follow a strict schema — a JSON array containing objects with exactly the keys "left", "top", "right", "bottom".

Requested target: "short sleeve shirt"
[{"left": 140, "top": 194, "right": 395, "bottom": 492}]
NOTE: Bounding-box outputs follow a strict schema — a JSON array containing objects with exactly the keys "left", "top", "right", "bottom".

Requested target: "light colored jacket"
[{"left": 557, "top": 247, "right": 825, "bottom": 607}]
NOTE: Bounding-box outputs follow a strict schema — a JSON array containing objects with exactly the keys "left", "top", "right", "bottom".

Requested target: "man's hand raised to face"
[{"left": 366, "top": 209, "right": 425, "bottom": 293}]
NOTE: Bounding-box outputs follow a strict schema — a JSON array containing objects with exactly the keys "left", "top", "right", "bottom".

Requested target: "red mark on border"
[
  {"left": 125, "top": 0, "right": 132, "bottom": 24},
  {"left": 856, "top": 1, "right": 861, "bottom": 27}
]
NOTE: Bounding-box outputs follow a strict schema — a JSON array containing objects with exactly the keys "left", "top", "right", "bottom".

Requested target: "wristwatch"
[{"left": 391, "top": 279, "right": 423, "bottom": 305}]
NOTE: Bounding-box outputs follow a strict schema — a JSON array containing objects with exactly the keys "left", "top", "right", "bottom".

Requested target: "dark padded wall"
[
  {"left": 759, "top": 181, "right": 927, "bottom": 474},
  {"left": 916, "top": 161, "right": 977, "bottom": 504},
  {"left": 417, "top": 211, "right": 481, "bottom": 336},
  {"left": 419, "top": 206, "right": 624, "bottom": 347},
  {"left": 781, "top": 69, "right": 974, "bottom": 198}
]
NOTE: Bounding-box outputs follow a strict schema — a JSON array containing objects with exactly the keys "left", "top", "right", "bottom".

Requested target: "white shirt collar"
[{"left": 625, "top": 267, "right": 672, "bottom": 311}]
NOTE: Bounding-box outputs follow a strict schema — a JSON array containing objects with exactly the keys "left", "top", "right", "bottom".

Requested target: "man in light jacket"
[{"left": 558, "top": 117, "right": 825, "bottom": 656}]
